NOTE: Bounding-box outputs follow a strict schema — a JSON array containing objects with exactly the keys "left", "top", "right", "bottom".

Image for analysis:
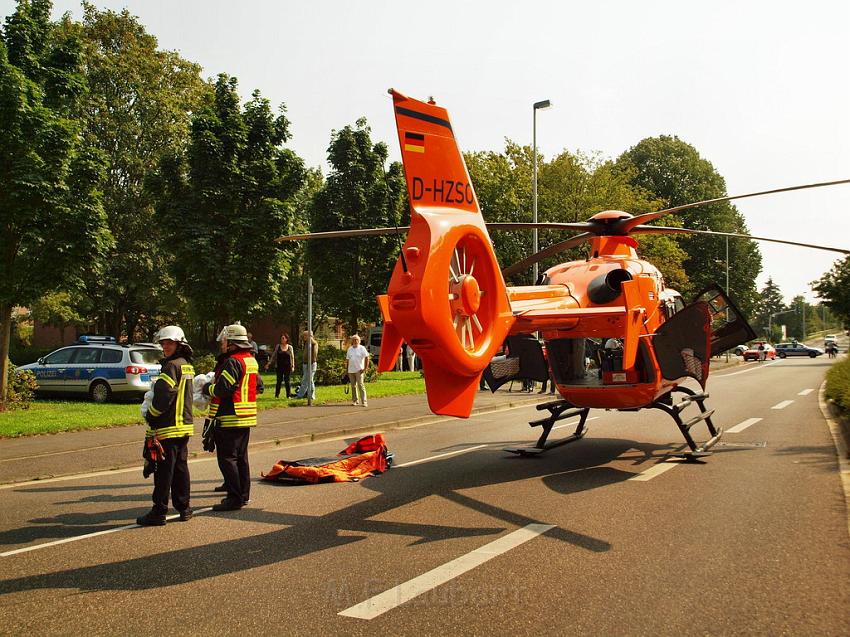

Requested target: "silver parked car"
[{"left": 17, "top": 336, "right": 162, "bottom": 403}]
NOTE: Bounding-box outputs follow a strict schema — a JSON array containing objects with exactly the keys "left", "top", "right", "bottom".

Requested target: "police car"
[{"left": 17, "top": 336, "right": 162, "bottom": 403}]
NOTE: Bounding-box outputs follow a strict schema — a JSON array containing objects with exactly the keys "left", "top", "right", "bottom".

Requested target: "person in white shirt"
[{"left": 346, "top": 334, "right": 371, "bottom": 406}]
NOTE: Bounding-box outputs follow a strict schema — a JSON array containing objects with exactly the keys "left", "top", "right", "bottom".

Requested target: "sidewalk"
[{"left": 0, "top": 388, "right": 548, "bottom": 485}]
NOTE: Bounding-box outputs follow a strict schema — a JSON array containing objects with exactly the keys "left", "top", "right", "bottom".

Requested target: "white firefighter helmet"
[
  {"left": 155, "top": 325, "right": 187, "bottom": 344},
  {"left": 217, "top": 323, "right": 252, "bottom": 348}
]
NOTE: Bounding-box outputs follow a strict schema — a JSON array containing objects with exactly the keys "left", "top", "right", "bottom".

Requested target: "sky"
[{"left": 3, "top": 0, "right": 848, "bottom": 304}]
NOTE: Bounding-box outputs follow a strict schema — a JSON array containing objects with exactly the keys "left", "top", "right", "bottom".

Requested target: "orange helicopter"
[{"left": 279, "top": 89, "right": 850, "bottom": 460}]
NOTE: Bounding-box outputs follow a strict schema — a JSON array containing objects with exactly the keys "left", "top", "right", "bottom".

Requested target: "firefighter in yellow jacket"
[
  {"left": 203, "top": 324, "right": 263, "bottom": 511},
  {"left": 137, "top": 325, "right": 195, "bottom": 526}
]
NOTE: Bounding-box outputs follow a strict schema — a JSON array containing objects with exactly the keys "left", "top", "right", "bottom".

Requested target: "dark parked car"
[{"left": 774, "top": 342, "right": 824, "bottom": 358}]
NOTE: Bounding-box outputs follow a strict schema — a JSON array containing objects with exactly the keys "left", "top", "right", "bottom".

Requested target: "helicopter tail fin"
[{"left": 381, "top": 90, "right": 514, "bottom": 417}]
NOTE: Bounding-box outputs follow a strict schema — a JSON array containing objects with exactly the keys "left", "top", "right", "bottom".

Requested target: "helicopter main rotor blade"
[
  {"left": 614, "top": 178, "right": 850, "bottom": 234},
  {"left": 501, "top": 232, "right": 595, "bottom": 278},
  {"left": 486, "top": 222, "right": 596, "bottom": 232},
  {"left": 632, "top": 225, "right": 850, "bottom": 255},
  {"left": 276, "top": 227, "right": 411, "bottom": 241},
  {"left": 276, "top": 221, "right": 595, "bottom": 242}
]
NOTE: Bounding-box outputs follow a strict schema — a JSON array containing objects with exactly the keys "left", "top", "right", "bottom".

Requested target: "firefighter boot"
[
  {"left": 136, "top": 510, "right": 167, "bottom": 526},
  {"left": 212, "top": 498, "right": 243, "bottom": 512}
]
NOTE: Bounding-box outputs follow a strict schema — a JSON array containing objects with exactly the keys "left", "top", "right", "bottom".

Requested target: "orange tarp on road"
[{"left": 261, "top": 434, "right": 390, "bottom": 484}]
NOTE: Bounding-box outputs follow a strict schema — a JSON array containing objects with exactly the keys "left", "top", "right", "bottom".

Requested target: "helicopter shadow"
[{"left": 0, "top": 434, "right": 670, "bottom": 595}]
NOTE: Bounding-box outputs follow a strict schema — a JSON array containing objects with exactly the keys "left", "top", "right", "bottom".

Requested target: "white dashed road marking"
[
  {"left": 338, "top": 523, "right": 555, "bottom": 620},
  {"left": 628, "top": 461, "right": 679, "bottom": 482},
  {"left": 798, "top": 388, "right": 814, "bottom": 396},
  {"left": 395, "top": 445, "right": 488, "bottom": 468},
  {"left": 552, "top": 416, "right": 599, "bottom": 430},
  {"left": 726, "top": 417, "right": 763, "bottom": 433},
  {"left": 771, "top": 400, "right": 794, "bottom": 410}
]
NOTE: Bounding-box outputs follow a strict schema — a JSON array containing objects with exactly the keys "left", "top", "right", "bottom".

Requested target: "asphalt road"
[{"left": 1, "top": 354, "right": 848, "bottom": 635}]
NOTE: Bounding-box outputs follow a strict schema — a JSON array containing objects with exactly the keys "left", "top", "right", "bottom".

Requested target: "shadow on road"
[{"left": 1, "top": 436, "right": 680, "bottom": 594}]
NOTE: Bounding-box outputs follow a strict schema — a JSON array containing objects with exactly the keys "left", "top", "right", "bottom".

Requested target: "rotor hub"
[{"left": 457, "top": 274, "right": 481, "bottom": 316}]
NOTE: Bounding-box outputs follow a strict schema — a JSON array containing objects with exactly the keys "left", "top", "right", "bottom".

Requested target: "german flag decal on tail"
[{"left": 404, "top": 132, "right": 425, "bottom": 153}]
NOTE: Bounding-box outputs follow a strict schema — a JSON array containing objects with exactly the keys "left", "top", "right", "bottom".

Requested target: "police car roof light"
[{"left": 75, "top": 335, "right": 117, "bottom": 344}]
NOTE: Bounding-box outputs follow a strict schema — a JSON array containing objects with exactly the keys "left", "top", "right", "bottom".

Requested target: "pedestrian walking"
[
  {"left": 346, "top": 334, "right": 371, "bottom": 406},
  {"left": 137, "top": 325, "right": 195, "bottom": 526},
  {"left": 267, "top": 333, "right": 295, "bottom": 398},
  {"left": 758, "top": 342, "right": 766, "bottom": 362},
  {"left": 203, "top": 324, "right": 263, "bottom": 511}
]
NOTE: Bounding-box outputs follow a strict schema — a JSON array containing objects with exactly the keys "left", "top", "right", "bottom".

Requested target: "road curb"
[{"left": 817, "top": 381, "right": 850, "bottom": 540}]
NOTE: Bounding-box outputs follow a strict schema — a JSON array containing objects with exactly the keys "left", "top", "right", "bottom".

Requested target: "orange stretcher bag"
[{"left": 261, "top": 434, "right": 392, "bottom": 484}]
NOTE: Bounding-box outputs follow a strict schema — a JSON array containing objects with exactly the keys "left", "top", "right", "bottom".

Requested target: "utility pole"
[{"left": 306, "top": 276, "right": 313, "bottom": 406}]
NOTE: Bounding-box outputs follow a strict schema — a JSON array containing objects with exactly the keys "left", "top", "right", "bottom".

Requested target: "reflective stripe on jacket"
[
  {"left": 145, "top": 358, "right": 194, "bottom": 439},
  {"left": 205, "top": 350, "right": 262, "bottom": 427}
]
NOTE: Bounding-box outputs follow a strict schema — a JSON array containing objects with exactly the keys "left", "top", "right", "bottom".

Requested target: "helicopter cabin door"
[
  {"left": 691, "top": 285, "right": 757, "bottom": 357},
  {"left": 653, "top": 285, "right": 756, "bottom": 387},
  {"left": 652, "top": 301, "right": 713, "bottom": 387}
]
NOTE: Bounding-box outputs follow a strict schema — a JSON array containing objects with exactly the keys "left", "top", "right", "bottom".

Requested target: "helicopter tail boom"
[{"left": 380, "top": 90, "right": 514, "bottom": 417}]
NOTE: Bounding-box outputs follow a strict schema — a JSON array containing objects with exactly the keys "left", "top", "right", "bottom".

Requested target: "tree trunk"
[{"left": 0, "top": 303, "right": 12, "bottom": 411}]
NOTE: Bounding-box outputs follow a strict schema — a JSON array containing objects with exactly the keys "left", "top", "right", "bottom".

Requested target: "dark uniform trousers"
[
  {"left": 214, "top": 427, "right": 251, "bottom": 503},
  {"left": 152, "top": 436, "right": 190, "bottom": 514}
]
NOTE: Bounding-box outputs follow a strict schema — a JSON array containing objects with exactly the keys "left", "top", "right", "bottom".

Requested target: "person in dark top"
[{"left": 267, "top": 333, "right": 295, "bottom": 398}]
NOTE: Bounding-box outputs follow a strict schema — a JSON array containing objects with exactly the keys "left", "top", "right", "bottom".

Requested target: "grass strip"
[{"left": 0, "top": 371, "right": 425, "bottom": 438}]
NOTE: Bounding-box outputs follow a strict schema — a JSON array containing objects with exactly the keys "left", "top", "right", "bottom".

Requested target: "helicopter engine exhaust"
[{"left": 587, "top": 268, "right": 633, "bottom": 305}]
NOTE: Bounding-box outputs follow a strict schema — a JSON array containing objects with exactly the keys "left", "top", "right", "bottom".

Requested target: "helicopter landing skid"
[
  {"left": 504, "top": 400, "right": 590, "bottom": 456},
  {"left": 650, "top": 386, "right": 722, "bottom": 461}
]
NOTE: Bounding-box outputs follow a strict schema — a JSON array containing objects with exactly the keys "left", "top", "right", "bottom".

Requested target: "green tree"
[
  {"left": 757, "top": 277, "right": 787, "bottom": 339},
  {"left": 73, "top": 4, "right": 208, "bottom": 339},
  {"left": 153, "top": 74, "right": 305, "bottom": 334},
  {"left": 616, "top": 136, "right": 762, "bottom": 312},
  {"left": 465, "top": 142, "right": 533, "bottom": 280},
  {"left": 812, "top": 256, "right": 850, "bottom": 328},
  {"left": 269, "top": 167, "right": 323, "bottom": 338},
  {"left": 308, "top": 118, "right": 407, "bottom": 334},
  {"left": 29, "top": 291, "right": 87, "bottom": 344},
  {"left": 0, "top": 0, "right": 109, "bottom": 408}
]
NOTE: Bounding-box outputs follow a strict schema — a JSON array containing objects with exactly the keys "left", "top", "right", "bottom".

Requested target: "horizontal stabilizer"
[
  {"left": 377, "top": 322, "right": 404, "bottom": 373},
  {"left": 421, "top": 359, "right": 481, "bottom": 418}
]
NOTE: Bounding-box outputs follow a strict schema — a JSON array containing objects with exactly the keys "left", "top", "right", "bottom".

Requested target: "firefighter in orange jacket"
[
  {"left": 137, "top": 325, "right": 195, "bottom": 526},
  {"left": 203, "top": 324, "right": 263, "bottom": 511}
]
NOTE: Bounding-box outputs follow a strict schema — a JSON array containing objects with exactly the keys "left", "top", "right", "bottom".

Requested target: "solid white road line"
[
  {"left": 628, "top": 461, "right": 679, "bottom": 482},
  {"left": 1, "top": 507, "right": 214, "bottom": 557},
  {"left": 713, "top": 360, "right": 780, "bottom": 378},
  {"left": 338, "top": 523, "right": 555, "bottom": 620},
  {"left": 771, "top": 400, "right": 794, "bottom": 410},
  {"left": 0, "top": 456, "right": 217, "bottom": 491},
  {"left": 395, "top": 445, "right": 488, "bottom": 468},
  {"left": 798, "top": 388, "right": 815, "bottom": 396},
  {"left": 726, "top": 417, "right": 763, "bottom": 434}
]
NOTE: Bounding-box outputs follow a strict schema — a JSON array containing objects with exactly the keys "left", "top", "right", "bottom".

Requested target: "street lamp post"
[
  {"left": 532, "top": 99, "right": 551, "bottom": 284},
  {"left": 768, "top": 308, "right": 796, "bottom": 340}
]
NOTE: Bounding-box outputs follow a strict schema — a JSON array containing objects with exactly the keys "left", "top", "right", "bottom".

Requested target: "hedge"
[{"left": 825, "top": 355, "right": 850, "bottom": 413}]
